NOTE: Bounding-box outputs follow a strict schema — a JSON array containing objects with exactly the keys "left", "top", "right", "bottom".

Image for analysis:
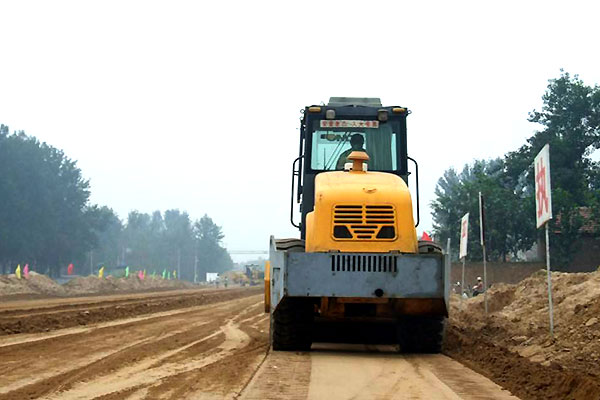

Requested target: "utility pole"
[
  {"left": 194, "top": 249, "right": 198, "bottom": 284},
  {"left": 177, "top": 248, "right": 181, "bottom": 280}
]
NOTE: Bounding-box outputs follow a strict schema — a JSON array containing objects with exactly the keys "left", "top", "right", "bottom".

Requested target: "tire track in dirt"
[
  {"left": 0, "top": 289, "right": 211, "bottom": 312},
  {"left": 136, "top": 301, "right": 270, "bottom": 400},
  {"left": 0, "top": 293, "right": 266, "bottom": 400},
  {"left": 0, "top": 287, "right": 260, "bottom": 336},
  {"left": 0, "top": 291, "right": 204, "bottom": 317}
]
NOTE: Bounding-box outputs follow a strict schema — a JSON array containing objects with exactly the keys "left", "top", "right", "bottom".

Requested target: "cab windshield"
[{"left": 309, "top": 120, "right": 398, "bottom": 171}]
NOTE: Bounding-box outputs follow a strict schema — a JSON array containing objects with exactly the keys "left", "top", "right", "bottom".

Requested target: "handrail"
[
  {"left": 407, "top": 156, "right": 420, "bottom": 227},
  {"left": 290, "top": 156, "right": 303, "bottom": 229}
]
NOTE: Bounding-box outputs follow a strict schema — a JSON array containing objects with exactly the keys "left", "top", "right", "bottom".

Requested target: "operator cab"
[{"left": 291, "top": 97, "right": 415, "bottom": 239}]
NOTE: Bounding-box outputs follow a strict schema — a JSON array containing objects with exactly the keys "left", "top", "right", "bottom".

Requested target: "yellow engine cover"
[{"left": 305, "top": 170, "right": 418, "bottom": 253}]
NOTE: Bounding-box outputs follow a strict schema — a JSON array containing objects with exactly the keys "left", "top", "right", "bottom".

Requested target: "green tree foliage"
[
  {"left": 432, "top": 159, "right": 534, "bottom": 261},
  {"left": 0, "top": 125, "right": 233, "bottom": 279},
  {"left": 433, "top": 71, "right": 600, "bottom": 267},
  {"left": 115, "top": 211, "right": 232, "bottom": 281},
  {"left": 83, "top": 206, "right": 123, "bottom": 273},
  {"left": 0, "top": 126, "right": 92, "bottom": 275},
  {"left": 507, "top": 71, "right": 600, "bottom": 266},
  {"left": 194, "top": 214, "right": 233, "bottom": 277}
]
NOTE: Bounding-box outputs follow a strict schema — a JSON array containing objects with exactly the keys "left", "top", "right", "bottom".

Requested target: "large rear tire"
[
  {"left": 397, "top": 316, "right": 445, "bottom": 353},
  {"left": 272, "top": 298, "right": 313, "bottom": 351}
]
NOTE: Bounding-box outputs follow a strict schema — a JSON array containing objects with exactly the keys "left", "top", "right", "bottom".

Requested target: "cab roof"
[{"left": 327, "top": 97, "right": 382, "bottom": 107}]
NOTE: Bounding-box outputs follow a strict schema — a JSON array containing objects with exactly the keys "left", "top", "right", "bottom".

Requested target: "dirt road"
[
  {"left": 0, "top": 288, "right": 268, "bottom": 399},
  {"left": 0, "top": 288, "right": 519, "bottom": 399},
  {"left": 241, "top": 343, "right": 518, "bottom": 400}
]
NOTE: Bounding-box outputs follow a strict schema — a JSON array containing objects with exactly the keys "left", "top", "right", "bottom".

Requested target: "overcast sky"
[{"left": 1, "top": 1, "right": 599, "bottom": 262}]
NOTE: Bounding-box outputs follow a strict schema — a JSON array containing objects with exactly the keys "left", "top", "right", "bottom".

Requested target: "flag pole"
[
  {"left": 459, "top": 212, "right": 470, "bottom": 306},
  {"left": 545, "top": 222, "right": 554, "bottom": 338},
  {"left": 482, "top": 240, "right": 488, "bottom": 315},
  {"left": 479, "top": 192, "right": 488, "bottom": 315},
  {"left": 461, "top": 256, "right": 465, "bottom": 307}
]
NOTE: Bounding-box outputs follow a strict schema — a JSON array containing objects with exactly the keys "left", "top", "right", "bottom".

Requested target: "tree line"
[
  {"left": 432, "top": 71, "right": 600, "bottom": 267},
  {"left": 0, "top": 125, "right": 232, "bottom": 279}
]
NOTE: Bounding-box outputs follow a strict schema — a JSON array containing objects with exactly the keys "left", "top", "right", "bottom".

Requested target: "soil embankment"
[
  {"left": 0, "top": 272, "right": 200, "bottom": 300},
  {"left": 446, "top": 269, "right": 600, "bottom": 400},
  {"left": 450, "top": 262, "right": 544, "bottom": 289}
]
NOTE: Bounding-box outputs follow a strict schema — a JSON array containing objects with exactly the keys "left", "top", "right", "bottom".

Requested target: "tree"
[
  {"left": 82, "top": 206, "right": 123, "bottom": 273},
  {"left": 506, "top": 71, "right": 600, "bottom": 267},
  {"left": 0, "top": 126, "right": 91, "bottom": 275},
  {"left": 432, "top": 159, "right": 534, "bottom": 261},
  {"left": 115, "top": 210, "right": 231, "bottom": 281},
  {"left": 194, "top": 215, "right": 232, "bottom": 279},
  {"left": 164, "top": 210, "right": 194, "bottom": 280},
  {"left": 433, "top": 71, "right": 600, "bottom": 268}
]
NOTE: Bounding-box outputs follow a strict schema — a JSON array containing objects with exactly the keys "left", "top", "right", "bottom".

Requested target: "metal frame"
[
  {"left": 291, "top": 104, "right": 411, "bottom": 237},
  {"left": 269, "top": 237, "right": 450, "bottom": 314}
]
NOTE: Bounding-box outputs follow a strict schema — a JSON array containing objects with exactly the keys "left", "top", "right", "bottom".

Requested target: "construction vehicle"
[
  {"left": 244, "top": 264, "right": 264, "bottom": 286},
  {"left": 265, "top": 97, "right": 449, "bottom": 352}
]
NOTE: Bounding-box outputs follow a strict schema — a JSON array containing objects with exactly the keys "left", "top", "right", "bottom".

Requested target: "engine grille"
[
  {"left": 331, "top": 254, "right": 398, "bottom": 272},
  {"left": 332, "top": 204, "right": 396, "bottom": 240}
]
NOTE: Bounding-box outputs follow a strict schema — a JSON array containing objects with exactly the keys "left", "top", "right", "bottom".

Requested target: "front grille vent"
[
  {"left": 330, "top": 254, "right": 398, "bottom": 273},
  {"left": 333, "top": 204, "right": 396, "bottom": 240}
]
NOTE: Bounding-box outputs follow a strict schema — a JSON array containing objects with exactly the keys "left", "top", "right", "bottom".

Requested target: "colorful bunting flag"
[
  {"left": 162, "top": 269, "right": 167, "bottom": 279},
  {"left": 98, "top": 266, "right": 105, "bottom": 278},
  {"left": 15, "top": 264, "right": 21, "bottom": 279},
  {"left": 173, "top": 269, "right": 177, "bottom": 279},
  {"left": 125, "top": 266, "right": 130, "bottom": 278},
  {"left": 23, "top": 264, "right": 30, "bottom": 278},
  {"left": 67, "top": 263, "right": 74, "bottom": 275}
]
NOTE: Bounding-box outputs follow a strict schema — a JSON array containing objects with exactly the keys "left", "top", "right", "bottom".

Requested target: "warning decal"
[{"left": 320, "top": 120, "right": 379, "bottom": 129}]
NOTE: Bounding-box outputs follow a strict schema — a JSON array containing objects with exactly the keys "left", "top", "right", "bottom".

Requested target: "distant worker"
[
  {"left": 453, "top": 281, "right": 461, "bottom": 294},
  {"left": 472, "top": 276, "right": 484, "bottom": 297},
  {"left": 336, "top": 134, "right": 367, "bottom": 169}
]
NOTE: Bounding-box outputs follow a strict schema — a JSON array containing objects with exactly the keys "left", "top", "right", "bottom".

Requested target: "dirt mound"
[
  {"left": 62, "top": 276, "right": 120, "bottom": 294},
  {"left": 467, "top": 282, "right": 517, "bottom": 314},
  {"left": 451, "top": 262, "right": 544, "bottom": 287},
  {"left": 63, "top": 275, "right": 197, "bottom": 294},
  {"left": 1, "top": 272, "right": 200, "bottom": 299},
  {"left": 0, "top": 272, "right": 66, "bottom": 297},
  {"left": 446, "top": 269, "right": 600, "bottom": 399}
]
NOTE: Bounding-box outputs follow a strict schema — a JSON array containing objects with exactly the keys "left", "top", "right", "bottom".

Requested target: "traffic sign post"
[
  {"left": 534, "top": 144, "right": 554, "bottom": 337},
  {"left": 479, "top": 192, "right": 488, "bottom": 315},
  {"left": 459, "top": 213, "right": 469, "bottom": 306}
]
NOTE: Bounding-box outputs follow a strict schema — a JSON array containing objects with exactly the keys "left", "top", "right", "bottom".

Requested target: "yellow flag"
[
  {"left": 173, "top": 269, "right": 177, "bottom": 279},
  {"left": 99, "top": 266, "right": 105, "bottom": 278},
  {"left": 15, "top": 264, "right": 21, "bottom": 279}
]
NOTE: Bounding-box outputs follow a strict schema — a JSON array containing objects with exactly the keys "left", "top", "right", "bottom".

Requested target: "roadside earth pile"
[
  {"left": 446, "top": 269, "right": 600, "bottom": 400},
  {"left": 62, "top": 275, "right": 121, "bottom": 294},
  {"left": 0, "top": 272, "right": 66, "bottom": 296},
  {"left": 450, "top": 262, "right": 545, "bottom": 288},
  {"left": 0, "top": 273, "right": 198, "bottom": 298},
  {"left": 62, "top": 275, "right": 197, "bottom": 294}
]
